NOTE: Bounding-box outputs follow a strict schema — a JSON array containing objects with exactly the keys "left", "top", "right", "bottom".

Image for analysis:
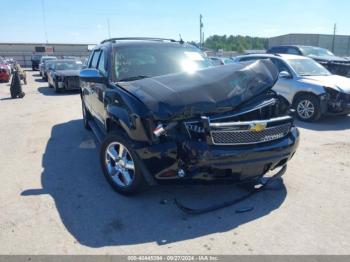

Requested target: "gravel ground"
[{"left": 0, "top": 71, "right": 349, "bottom": 255}]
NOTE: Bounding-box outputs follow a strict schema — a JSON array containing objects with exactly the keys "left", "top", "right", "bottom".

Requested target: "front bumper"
[
  {"left": 57, "top": 76, "right": 80, "bottom": 90},
  {"left": 322, "top": 91, "right": 350, "bottom": 115},
  {"left": 136, "top": 126, "right": 299, "bottom": 183}
]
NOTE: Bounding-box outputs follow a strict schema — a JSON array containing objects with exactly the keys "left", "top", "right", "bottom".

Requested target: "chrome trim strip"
[
  {"left": 184, "top": 98, "right": 277, "bottom": 125},
  {"left": 209, "top": 116, "right": 292, "bottom": 128},
  {"left": 210, "top": 98, "right": 276, "bottom": 121}
]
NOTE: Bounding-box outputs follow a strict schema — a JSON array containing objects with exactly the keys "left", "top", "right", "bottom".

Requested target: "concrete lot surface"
[{"left": 0, "top": 71, "right": 349, "bottom": 254}]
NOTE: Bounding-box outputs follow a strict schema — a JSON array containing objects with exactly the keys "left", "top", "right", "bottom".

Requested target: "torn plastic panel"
[{"left": 324, "top": 87, "right": 350, "bottom": 115}]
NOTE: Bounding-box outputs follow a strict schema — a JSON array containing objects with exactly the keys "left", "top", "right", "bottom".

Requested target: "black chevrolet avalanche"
[{"left": 80, "top": 37, "right": 299, "bottom": 195}]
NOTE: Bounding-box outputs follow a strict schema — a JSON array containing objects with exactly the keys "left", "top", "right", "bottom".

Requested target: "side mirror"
[
  {"left": 80, "top": 68, "right": 105, "bottom": 83},
  {"left": 279, "top": 71, "right": 292, "bottom": 79}
]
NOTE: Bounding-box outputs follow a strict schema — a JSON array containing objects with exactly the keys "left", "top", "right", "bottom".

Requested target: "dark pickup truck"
[
  {"left": 31, "top": 54, "right": 42, "bottom": 71},
  {"left": 80, "top": 37, "right": 299, "bottom": 195}
]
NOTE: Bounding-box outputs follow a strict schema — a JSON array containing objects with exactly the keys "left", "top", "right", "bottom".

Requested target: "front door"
[{"left": 90, "top": 49, "right": 108, "bottom": 130}]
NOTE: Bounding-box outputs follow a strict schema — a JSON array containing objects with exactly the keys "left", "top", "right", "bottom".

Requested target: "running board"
[{"left": 88, "top": 119, "right": 104, "bottom": 144}]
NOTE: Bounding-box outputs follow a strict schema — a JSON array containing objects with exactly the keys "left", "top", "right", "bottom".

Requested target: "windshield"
[
  {"left": 288, "top": 58, "right": 331, "bottom": 76},
  {"left": 55, "top": 61, "right": 82, "bottom": 70},
  {"left": 41, "top": 57, "right": 56, "bottom": 63},
  {"left": 300, "top": 46, "right": 335, "bottom": 57},
  {"left": 114, "top": 45, "right": 211, "bottom": 81}
]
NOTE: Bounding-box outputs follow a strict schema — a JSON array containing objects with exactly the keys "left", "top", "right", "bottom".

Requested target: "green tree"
[{"left": 204, "top": 35, "right": 268, "bottom": 53}]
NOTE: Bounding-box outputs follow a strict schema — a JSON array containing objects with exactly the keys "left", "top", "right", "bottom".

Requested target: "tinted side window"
[
  {"left": 90, "top": 50, "right": 101, "bottom": 68},
  {"left": 269, "top": 47, "right": 289, "bottom": 54},
  {"left": 271, "top": 58, "right": 291, "bottom": 74},
  {"left": 97, "top": 50, "right": 106, "bottom": 75},
  {"left": 286, "top": 47, "right": 301, "bottom": 55}
]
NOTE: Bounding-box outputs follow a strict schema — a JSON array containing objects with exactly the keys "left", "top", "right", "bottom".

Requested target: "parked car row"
[
  {"left": 35, "top": 57, "right": 84, "bottom": 93},
  {"left": 0, "top": 57, "right": 26, "bottom": 84}
]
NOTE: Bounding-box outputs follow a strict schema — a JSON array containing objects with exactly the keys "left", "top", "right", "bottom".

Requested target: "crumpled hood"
[
  {"left": 118, "top": 60, "right": 278, "bottom": 120},
  {"left": 56, "top": 70, "right": 81, "bottom": 77},
  {"left": 309, "top": 55, "right": 350, "bottom": 63},
  {"left": 300, "top": 75, "right": 350, "bottom": 93}
]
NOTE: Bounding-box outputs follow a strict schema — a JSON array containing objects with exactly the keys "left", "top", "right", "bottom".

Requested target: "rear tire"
[
  {"left": 100, "top": 131, "right": 147, "bottom": 195},
  {"left": 293, "top": 94, "right": 322, "bottom": 122},
  {"left": 54, "top": 81, "right": 61, "bottom": 93}
]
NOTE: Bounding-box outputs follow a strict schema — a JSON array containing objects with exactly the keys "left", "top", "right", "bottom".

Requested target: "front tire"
[
  {"left": 54, "top": 81, "right": 61, "bottom": 93},
  {"left": 100, "top": 132, "right": 146, "bottom": 195},
  {"left": 294, "top": 94, "right": 322, "bottom": 122}
]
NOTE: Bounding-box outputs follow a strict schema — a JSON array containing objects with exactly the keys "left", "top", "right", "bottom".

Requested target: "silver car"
[
  {"left": 234, "top": 54, "right": 350, "bottom": 121},
  {"left": 209, "top": 56, "right": 235, "bottom": 66}
]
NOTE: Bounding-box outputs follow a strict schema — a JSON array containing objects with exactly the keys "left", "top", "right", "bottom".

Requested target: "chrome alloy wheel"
[
  {"left": 105, "top": 142, "right": 135, "bottom": 187},
  {"left": 297, "top": 99, "right": 315, "bottom": 119}
]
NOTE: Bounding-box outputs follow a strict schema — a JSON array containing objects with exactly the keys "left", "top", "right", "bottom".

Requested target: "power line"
[
  {"left": 200, "top": 14, "right": 203, "bottom": 47},
  {"left": 41, "top": 0, "right": 49, "bottom": 44}
]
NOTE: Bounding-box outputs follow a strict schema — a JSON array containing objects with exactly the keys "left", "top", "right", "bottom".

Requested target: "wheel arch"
[{"left": 292, "top": 91, "right": 322, "bottom": 107}]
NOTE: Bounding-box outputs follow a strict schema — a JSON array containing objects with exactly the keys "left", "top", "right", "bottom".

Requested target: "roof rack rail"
[{"left": 100, "top": 37, "right": 177, "bottom": 44}]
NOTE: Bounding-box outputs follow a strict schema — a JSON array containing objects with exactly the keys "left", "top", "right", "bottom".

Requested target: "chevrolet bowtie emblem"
[{"left": 249, "top": 122, "right": 267, "bottom": 132}]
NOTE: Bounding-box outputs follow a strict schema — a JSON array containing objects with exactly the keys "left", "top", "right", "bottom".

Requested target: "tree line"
[{"left": 203, "top": 35, "right": 268, "bottom": 52}]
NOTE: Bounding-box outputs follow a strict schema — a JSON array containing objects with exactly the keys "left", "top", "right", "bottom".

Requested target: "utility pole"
[
  {"left": 107, "top": 18, "right": 111, "bottom": 38},
  {"left": 41, "top": 0, "right": 49, "bottom": 44},
  {"left": 200, "top": 14, "right": 203, "bottom": 47},
  {"left": 332, "top": 23, "right": 337, "bottom": 53}
]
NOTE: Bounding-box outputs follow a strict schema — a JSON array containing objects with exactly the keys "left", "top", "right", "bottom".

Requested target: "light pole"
[
  {"left": 200, "top": 14, "right": 203, "bottom": 47},
  {"left": 331, "top": 23, "right": 337, "bottom": 53}
]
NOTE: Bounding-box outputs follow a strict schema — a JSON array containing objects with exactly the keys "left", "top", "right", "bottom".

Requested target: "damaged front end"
[
  {"left": 135, "top": 92, "right": 299, "bottom": 183},
  {"left": 119, "top": 60, "right": 300, "bottom": 184},
  {"left": 323, "top": 87, "right": 350, "bottom": 115}
]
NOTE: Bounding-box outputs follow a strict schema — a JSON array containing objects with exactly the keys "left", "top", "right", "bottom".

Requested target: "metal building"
[
  {"left": 0, "top": 43, "right": 94, "bottom": 67},
  {"left": 268, "top": 34, "right": 350, "bottom": 57}
]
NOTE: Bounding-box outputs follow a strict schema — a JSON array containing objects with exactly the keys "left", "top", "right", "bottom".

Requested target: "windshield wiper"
[{"left": 117, "top": 75, "right": 149, "bottom": 82}]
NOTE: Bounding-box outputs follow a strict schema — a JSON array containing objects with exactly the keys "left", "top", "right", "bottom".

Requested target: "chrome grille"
[{"left": 211, "top": 123, "right": 291, "bottom": 145}]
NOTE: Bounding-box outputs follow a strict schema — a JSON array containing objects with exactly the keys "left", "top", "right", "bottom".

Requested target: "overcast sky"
[{"left": 1, "top": 0, "right": 349, "bottom": 44}]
